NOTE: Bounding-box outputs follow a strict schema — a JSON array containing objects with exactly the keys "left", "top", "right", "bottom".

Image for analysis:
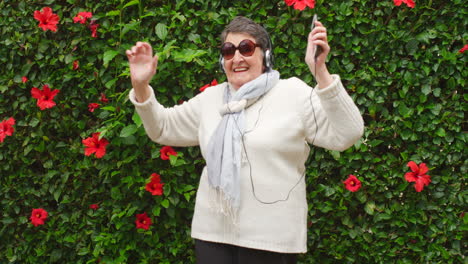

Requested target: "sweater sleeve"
[
  {"left": 301, "top": 74, "right": 364, "bottom": 151},
  {"left": 129, "top": 86, "right": 201, "bottom": 147}
]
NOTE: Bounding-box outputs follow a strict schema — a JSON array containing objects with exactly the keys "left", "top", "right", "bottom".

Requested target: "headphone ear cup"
[
  {"left": 219, "top": 55, "right": 225, "bottom": 73},
  {"left": 264, "top": 50, "right": 272, "bottom": 70}
]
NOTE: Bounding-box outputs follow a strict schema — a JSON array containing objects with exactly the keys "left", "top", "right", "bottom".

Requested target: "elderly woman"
[{"left": 126, "top": 16, "right": 363, "bottom": 264}]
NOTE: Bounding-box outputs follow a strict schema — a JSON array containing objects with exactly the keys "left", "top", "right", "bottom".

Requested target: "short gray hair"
[{"left": 220, "top": 16, "right": 270, "bottom": 52}]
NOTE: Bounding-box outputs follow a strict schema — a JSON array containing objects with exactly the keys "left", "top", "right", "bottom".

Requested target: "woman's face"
[{"left": 223, "top": 33, "right": 264, "bottom": 90}]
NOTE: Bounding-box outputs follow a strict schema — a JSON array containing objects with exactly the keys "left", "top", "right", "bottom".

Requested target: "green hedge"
[{"left": 0, "top": 0, "right": 466, "bottom": 263}]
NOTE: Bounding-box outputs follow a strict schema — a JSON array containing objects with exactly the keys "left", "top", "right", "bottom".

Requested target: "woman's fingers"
[
  {"left": 126, "top": 42, "right": 155, "bottom": 63},
  {"left": 313, "top": 21, "right": 325, "bottom": 30},
  {"left": 125, "top": 49, "right": 134, "bottom": 61},
  {"left": 131, "top": 45, "right": 139, "bottom": 55},
  {"left": 139, "top": 42, "right": 153, "bottom": 56},
  {"left": 310, "top": 32, "right": 328, "bottom": 43},
  {"left": 152, "top": 54, "right": 159, "bottom": 69}
]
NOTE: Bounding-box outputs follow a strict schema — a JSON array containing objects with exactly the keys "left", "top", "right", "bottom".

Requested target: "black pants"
[{"left": 195, "top": 239, "right": 298, "bottom": 264}]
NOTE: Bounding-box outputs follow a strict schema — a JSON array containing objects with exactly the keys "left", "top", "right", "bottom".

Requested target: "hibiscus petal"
[
  {"left": 150, "top": 173, "right": 161, "bottom": 182},
  {"left": 33, "top": 10, "right": 43, "bottom": 21},
  {"left": 99, "top": 138, "right": 109, "bottom": 147},
  {"left": 404, "top": 0, "right": 415, "bottom": 8},
  {"left": 31, "top": 87, "right": 42, "bottom": 99},
  {"left": 84, "top": 147, "right": 96, "bottom": 156},
  {"left": 94, "top": 148, "right": 106, "bottom": 158},
  {"left": 306, "top": 0, "right": 316, "bottom": 8},
  {"left": 407, "top": 161, "right": 419, "bottom": 173},
  {"left": 38, "top": 100, "right": 56, "bottom": 110},
  {"left": 6, "top": 117, "right": 15, "bottom": 126},
  {"left": 404, "top": 172, "right": 417, "bottom": 182},
  {"left": 294, "top": 2, "right": 307, "bottom": 11},
  {"left": 418, "top": 163, "right": 429, "bottom": 175},
  {"left": 420, "top": 175, "right": 431, "bottom": 185},
  {"left": 414, "top": 180, "right": 425, "bottom": 192},
  {"left": 42, "top": 7, "right": 52, "bottom": 15},
  {"left": 82, "top": 137, "right": 94, "bottom": 147},
  {"left": 49, "top": 89, "right": 60, "bottom": 99}
]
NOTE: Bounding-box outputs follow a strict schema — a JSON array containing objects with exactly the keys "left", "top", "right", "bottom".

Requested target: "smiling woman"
[
  {"left": 126, "top": 16, "right": 363, "bottom": 264},
  {"left": 221, "top": 33, "right": 264, "bottom": 90}
]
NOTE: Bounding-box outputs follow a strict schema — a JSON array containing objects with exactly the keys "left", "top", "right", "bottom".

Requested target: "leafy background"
[{"left": 0, "top": 0, "right": 466, "bottom": 263}]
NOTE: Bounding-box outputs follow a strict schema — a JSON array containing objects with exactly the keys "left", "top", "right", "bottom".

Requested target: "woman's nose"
[{"left": 231, "top": 50, "right": 244, "bottom": 63}]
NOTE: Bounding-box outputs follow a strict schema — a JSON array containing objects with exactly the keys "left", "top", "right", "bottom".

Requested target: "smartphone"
[{"left": 311, "top": 14, "right": 323, "bottom": 60}]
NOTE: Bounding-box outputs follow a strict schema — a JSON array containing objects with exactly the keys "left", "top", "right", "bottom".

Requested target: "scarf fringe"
[{"left": 208, "top": 187, "right": 239, "bottom": 226}]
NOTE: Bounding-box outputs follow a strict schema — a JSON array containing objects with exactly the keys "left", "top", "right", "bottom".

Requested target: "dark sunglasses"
[{"left": 220, "top": 39, "right": 261, "bottom": 60}]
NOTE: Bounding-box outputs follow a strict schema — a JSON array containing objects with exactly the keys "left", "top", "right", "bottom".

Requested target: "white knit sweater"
[{"left": 129, "top": 74, "right": 364, "bottom": 253}]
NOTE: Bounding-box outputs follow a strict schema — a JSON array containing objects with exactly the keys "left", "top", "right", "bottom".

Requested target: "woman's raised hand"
[
  {"left": 126, "top": 42, "right": 158, "bottom": 101},
  {"left": 305, "top": 21, "right": 333, "bottom": 88}
]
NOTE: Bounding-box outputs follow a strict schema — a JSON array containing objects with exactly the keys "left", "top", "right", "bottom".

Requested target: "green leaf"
[
  {"left": 101, "top": 106, "right": 116, "bottom": 112},
  {"left": 405, "top": 39, "right": 419, "bottom": 55},
  {"left": 374, "top": 213, "right": 392, "bottom": 222},
  {"left": 50, "top": 249, "right": 62, "bottom": 262},
  {"left": 172, "top": 49, "right": 207, "bottom": 62},
  {"left": 103, "top": 50, "right": 120, "bottom": 67},
  {"left": 155, "top": 23, "right": 168, "bottom": 40},
  {"left": 421, "top": 84, "right": 431, "bottom": 95},
  {"left": 364, "top": 201, "right": 376, "bottom": 215},
  {"left": 132, "top": 112, "right": 142, "bottom": 127},
  {"left": 435, "top": 127, "right": 446, "bottom": 137},
  {"left": 106, "top": 10, "right": 121, "bottom": 16},
  {"left": 122, "top": 20, "right": 140, "bottom": 36},
  {"left": 161, "top": 199, "right": 170, "bottom": 208},
  {"left": 122, "top": 0, "right": 139, "bottom": 9},
  {"left": 169, "top": 154, "right": 178, "bottom": 166},
  {"left": 324, "top": 186, "right": 336, "bottom": 197},
  {"left": 398, "top": 102, "right": 413, "bottom": 118},
  {"left": 105, "top": 78, "right": 118, "bottom": 89},
  {"left": 120, "top": 124, "right": 138, "bottom": 137}
]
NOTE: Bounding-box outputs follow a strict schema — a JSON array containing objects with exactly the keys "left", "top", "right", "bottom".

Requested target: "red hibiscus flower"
[
  {"left": 82, "top": 132, "right": 109, "bottom": 158},
  {"left": 146, "top": 173, "right": 164, "bottom": 196},
  {"left": 135, "top": 212, "right": 152, "bottom": 230},
  {"left": 30, "top": 208, "right": 48, "bottom": 227},
  {"left": 33, "top": 7, "right": 60, "bottom": 32},
  {"left": 343, "top": 174, "right": 362, "bottom": 192},
  {"left": 73, "top": 11, "right": 93, "bottom": 24},
  {"left": 22, "top": 76, "right": 28, "bottom": 83},
  {"left": 160, "top": 146, "right": 177, "bottom": 160},
  {"left": 88, "top": 103, "right": 100, "bottom": 112},
  {"left": 89, "top": 204, "right": 99, "bottom": 210},
  {"left": 89, "top": 21, "right": 99, "bottom": 38},
  {"left": 405, "top": 161, "right": 431, "bottom": 192},
  {"left": 72, "top": 60, "right": 79, "bottom": 70},
  {"left": 199, "top": 79, "right": 218, "bottom": 92},
  {"left": 284, "top": 0, "right": 315, "bottom": 11},
  {"left": 0, "top": 117, "right": 15, "bottom": 143},
  {"left": 394, "top": 0, "right": 415, "bottom": 8},
  {"left": 459, "top": 44, "right": 468, "bottom": 53},
  {"left": 99, "top": 93, "right": 109, "bottom": 103},
  {"left": 31, "top": 84, "right": 60, "bottom": 110}
]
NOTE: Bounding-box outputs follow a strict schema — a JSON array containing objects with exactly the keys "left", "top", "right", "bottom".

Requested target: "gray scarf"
[{"left": 206, "top": 70, "right": 280, "bottom": 217}]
